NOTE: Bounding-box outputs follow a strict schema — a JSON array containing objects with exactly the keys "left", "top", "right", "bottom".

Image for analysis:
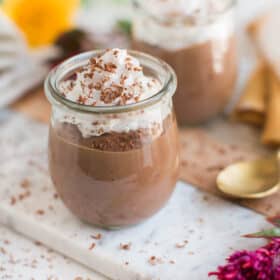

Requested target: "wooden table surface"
[{"left": 11, "top": 87, "right": 51, "bottom": 123}]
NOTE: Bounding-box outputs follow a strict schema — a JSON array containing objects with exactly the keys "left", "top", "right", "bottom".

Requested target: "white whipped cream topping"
[
  {"left": 141, "top": 0, "right": 230, "bottom": 20},
  {"left": 145, "top": 0, "right": 220, "bottom": 20},
  {"left": 54, "top": 97, "right": 172, "bottom": 138},
  {"left": 59, "top": 48, "right": 161, "bottom": 106},
  {"left": 56, "top": 49, "right": 171, "bottom": 138},
  {"left": 133, "top": 0, "right": 235, "bottom": 50},
  {"left": 147, "top": 0, "right": 203, "bottom": 19}
]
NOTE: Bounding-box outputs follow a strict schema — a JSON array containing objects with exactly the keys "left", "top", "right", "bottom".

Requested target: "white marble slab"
[
  {"left": 0, "top": 113, "right": 270, "bottom": 280},
  {"left": 0, "top": 224, "right": 108, "bottom": 280}
]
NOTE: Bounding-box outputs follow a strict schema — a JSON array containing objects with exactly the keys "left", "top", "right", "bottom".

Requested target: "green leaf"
[
  {"left": 267, "top": 216, "right": 280, "bottom": 227},
  {"left": 81, "top": 0, "right": 91, "bottom": 7},
  {"left": 112, "top": 0, "right": 129, "bottom": 2},
  {"left": 244, "top": 227, "right": 280, "bottom": 238},
  {"left": 117, "top": 19, "right": 132, "bottom": 36}
]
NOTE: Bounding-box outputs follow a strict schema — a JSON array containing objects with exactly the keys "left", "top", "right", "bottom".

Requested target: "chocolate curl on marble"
[
  {"left": 233, "top": 63, "right": 268, "bottom": 126},
  {"left": 262, "top": 68, "right": 280, "bottom": 146}
]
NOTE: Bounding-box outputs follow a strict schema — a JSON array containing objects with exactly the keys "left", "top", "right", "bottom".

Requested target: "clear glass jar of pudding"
[
  {"left": 45, "top": 49, "right": 179, "bottom": 229},
  {"left": 132, "top": 0, "right": 237, "bottom": 124}
]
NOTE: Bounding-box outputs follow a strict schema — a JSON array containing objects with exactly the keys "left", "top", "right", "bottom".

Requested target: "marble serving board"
[
  {"left": 0, "top": 224, "right": 107, "bottom": 279},
  {"left": 0, "top": 112, "right": 270, "bottom": 280}
]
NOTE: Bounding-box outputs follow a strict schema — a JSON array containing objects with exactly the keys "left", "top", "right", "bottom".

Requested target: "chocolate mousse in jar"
[
  {"left": 45, "top": 49, "right": 179, "bottom": 229},
  {"left": 132, "top": 0, "right": 237, "bottom": 124}
]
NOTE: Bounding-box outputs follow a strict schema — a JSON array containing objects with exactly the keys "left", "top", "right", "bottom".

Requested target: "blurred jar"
[{"left": 132, "top": 0, "right": 237, "bottom": 124}]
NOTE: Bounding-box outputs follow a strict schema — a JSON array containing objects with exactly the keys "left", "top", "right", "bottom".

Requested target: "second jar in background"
[{"left": 132, "top": 0, "right": 237, "bottom": 125}]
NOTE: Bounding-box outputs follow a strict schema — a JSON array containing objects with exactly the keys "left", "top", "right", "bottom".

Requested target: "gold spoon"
[{"left": 217, "top": 151, "right": 280, "bottom": 199}]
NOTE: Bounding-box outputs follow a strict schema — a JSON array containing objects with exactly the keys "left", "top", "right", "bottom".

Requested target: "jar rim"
[
  {"left": 45, "top": 49, "right": 177, "bottom": 114},
  {"left": 133, "top": 0, "right": 237, "bottom": 26}
]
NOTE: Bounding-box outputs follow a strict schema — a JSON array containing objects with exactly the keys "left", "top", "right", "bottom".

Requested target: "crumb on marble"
[
  {"left": 35, "top": 209, "right": 45, "bottom": 216},
  {"left": 18, "top": 190, "right": 31, "bottom": 201},
  {"left": 10, "top": 196, "right": 16, "bottom": 205},
  {"left": 91, "top": 233, "right": 102, "bottom": 240},
  {"left": 149, "top": 256, "right": 156, "bottom": 265},
  {"left": 20, "top": 179, "right": 31, "bottom": 189},
  {"left": 0, "top": 247, "right": 7, "bottom": 255},
  {"left": 148, "top": 256, "right": 164, "bottom": 266},
  {"left": 89, "top": 243, "right": 96, "bottom": 250},
  {"left": 34, "top": 241, "right": 42, "bottom": 246},
  {"left": 175, "top": 240, "right": 188, "bottom": 249},
  {"left": 120, "top": 242, "right": 132, "bottom": 251}
]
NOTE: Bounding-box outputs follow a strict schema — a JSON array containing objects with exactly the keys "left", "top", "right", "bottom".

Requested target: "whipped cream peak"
[{"left": 59, "top": 48, "right": 161, "bottom": 106}]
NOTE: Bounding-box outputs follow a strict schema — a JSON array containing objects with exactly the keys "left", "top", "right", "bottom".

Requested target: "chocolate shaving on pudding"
[{"left": 59, "top": 48, "right": 161, "bottom": 107}]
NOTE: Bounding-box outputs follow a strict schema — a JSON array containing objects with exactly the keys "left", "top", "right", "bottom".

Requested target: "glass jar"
[
  {"left": 132, "top": 0, "right": 237, "bottom": 124},
  {"left": 45, "top": 50, "right": 179, "bottom": 229}
]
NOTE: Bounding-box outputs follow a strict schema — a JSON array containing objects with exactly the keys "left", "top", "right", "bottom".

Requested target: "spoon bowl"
[{"left": 217, "top": 154, "right": 279, "bottom": 199}]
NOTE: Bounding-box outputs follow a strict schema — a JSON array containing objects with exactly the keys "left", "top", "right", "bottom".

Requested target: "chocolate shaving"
[
  {"left": 20, "top": 179, "right": 30, "bottom": 189},
  {"left": 91, "top": 233, "right": 102, "bottom": 240},
  {"left": 89, "top": 243, "right": 96, "bottom": 250},
  {"left": 120, "top": 242, "right": 132, "bottom": 250},
  {"left": 10, "top": 196, "right": 16, "bottom": 205},
  {"left": 35, "top": 209, "right": 45, "bottom": 216}
]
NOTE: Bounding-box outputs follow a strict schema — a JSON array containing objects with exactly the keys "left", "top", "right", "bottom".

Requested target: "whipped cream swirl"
[
  {"left": 59, "top": 48, "right": 161, "bottom": 106},
  {"left": 56, "top": 49, "right": 171, "bottom": 138}
]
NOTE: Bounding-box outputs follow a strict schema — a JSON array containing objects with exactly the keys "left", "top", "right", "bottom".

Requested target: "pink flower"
[{"left": 209, "top": 239, "right": 280, "bottom": 280}]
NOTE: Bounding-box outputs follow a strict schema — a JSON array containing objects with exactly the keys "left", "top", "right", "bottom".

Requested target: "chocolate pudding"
[
  {"left": 45, "top": 49, "right": 179, "bottom": 228},
  {"left": 132, "top": 0, "right": 237, "bottom": 124}
]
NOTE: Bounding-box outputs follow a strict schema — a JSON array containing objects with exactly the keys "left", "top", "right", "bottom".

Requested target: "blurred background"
[
  {"left": 0, "top": 0, "right": 279, "bottom": 145},
  {"left": 0, "top": 0, "right": 132, "bottom": 108}
]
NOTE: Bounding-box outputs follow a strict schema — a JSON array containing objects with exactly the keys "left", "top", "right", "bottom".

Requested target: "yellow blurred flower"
[{"left": 2, "top": 0, "right": 79, "bottom": 47}]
